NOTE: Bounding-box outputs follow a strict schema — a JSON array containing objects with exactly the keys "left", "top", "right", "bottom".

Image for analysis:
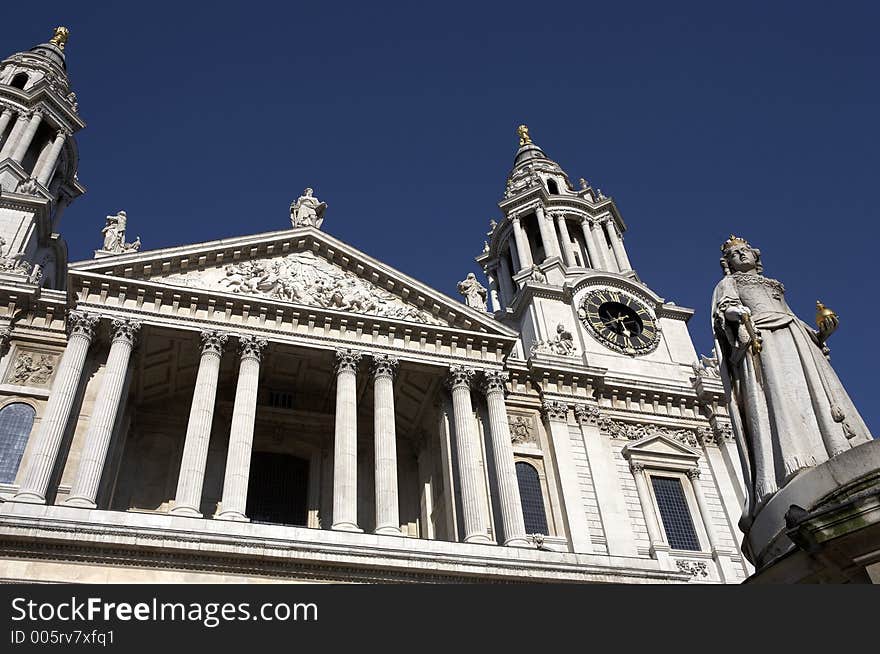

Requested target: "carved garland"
[{"left": 597, "top": 416, "right": 698, "bottom": 448}]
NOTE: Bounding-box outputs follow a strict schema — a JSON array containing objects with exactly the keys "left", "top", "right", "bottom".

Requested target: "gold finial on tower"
[
  {"left": 720, "top": 234, "right": 749, "bottom": 253},
  {"left": 517, "top": 124, "right": 532, "bottom": 146},
  {"left": 49, "top": 26, "right": 70, "bottom": 50}
]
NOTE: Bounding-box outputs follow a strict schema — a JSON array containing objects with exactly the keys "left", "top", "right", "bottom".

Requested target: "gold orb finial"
[
  {"left": 720, "top": 234, "right": 749, "bottom": 253},
  {"left": 49, "top": 26, "right": 69, "bottom": 50},
  {"left": 815, "top": 300, "right": 837, "bottom": 327},
  {"left": 517, "top": 124, "right": 532, "bottom": 146}
]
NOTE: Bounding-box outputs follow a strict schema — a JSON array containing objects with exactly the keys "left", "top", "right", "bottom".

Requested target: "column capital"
[
  {"left": 480, "top": 370, "right": 509, "bottom": 396},
  {"left": 199, "top": 330, "right": 229, "bottom": 356},
  {"left": 541, "top": 399, "right": 569, "bottom": 422},
  {"left": 370, "top": 353, "right": 398, "bottom": 380},
  {"left": 334, "top": 348, "right": 363, "bottom": 374},
  {"left": 573, "top": 403, "right": 601, "bottom": 426},
  {"left": 686, "top": 467, "right": 701, "bottom": 480},
  {"left": 0, "top": 327, "right": 11, "bottom": 351},
  {"left": 446, "top": 365, "right": 476, "bottom": 391},
  {"left": 630, "top": 461, "right": 646, "bottom": 474},
  {"left": 238, "top": 335, "right": 268, "bottom": 361},
  {"left": 66, "top": 310, "right": 99, "bottom": 340},
  {"left": 109, "top": 318, "right": 141, "bottom": 346}
]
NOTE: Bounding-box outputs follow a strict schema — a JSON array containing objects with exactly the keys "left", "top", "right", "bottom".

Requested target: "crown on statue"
[{"left": 721, "top": 234, "right": 750, "bottom": 253}]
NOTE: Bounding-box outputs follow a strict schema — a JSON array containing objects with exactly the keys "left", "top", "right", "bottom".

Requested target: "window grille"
[
  {"left": 651, "top": 475, "right": 700, "bottom": 551},
  {"left": 267, "top": 390, "right": 293, "bottom": 410},
  {"left": 516, "top": 461, "right": 549, "bottom": 535},
  {"left": 0, "top": 403, "right": 36, "bottom": 483}
]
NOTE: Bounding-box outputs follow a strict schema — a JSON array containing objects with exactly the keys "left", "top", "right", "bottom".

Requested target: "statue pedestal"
[{"left": 745, "top": 438, "right": 880, "bottom": 583}]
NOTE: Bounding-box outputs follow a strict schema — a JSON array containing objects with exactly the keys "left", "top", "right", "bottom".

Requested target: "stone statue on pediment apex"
[{"left": 290, "top": 187, "right": 327, "bottom": 228}]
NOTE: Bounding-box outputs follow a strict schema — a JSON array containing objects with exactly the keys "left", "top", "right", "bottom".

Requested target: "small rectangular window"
[
  {"left": 651, "top": 475, "right": 700, "bottom": 551},
  {"left": 267, "top": 390, "right": 293, "bottom": 410}
]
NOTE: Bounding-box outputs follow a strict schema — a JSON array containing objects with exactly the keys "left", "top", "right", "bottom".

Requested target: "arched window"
[
  {"left": 0, "top": 403, "right": 36, "bottom": 483},
  {"left": 516, "top": 461, "right": 548, "bottom": 534},
  {"left": 546, "top": 178, "right": 559, "bottom": 195},
  {"left": 10, "top": 73, "right": 28, "bottom": 90}
]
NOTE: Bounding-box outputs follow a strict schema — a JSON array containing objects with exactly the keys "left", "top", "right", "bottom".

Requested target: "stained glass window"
[
  {"left": 651, "top": 475, "right": 700, "bottom": 551},
  {"left": 516, "top": 461, "right": 548, "bottom": 535},
  {"left": 0, "top": 403, "right": 36, "bottom": 484}
]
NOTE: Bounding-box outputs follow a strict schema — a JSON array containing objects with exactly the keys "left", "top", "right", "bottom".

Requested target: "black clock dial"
[{"left": 579, "top": 289, "right": 660, "bottom": 355}]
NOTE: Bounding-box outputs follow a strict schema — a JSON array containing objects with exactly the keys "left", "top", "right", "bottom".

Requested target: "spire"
[
  {"left": 26, "top": 26, "right": 70, "bottom": 69},
  {"left": 503, "top": 124, "right": 570, "bottom": 198}
]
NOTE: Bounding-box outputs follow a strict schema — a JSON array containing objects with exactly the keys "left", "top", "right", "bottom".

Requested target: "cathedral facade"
[{"left": 0, "top": 29, "right": 751, "bottom": 583}]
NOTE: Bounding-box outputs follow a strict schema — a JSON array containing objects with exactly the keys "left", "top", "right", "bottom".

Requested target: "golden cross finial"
[
  {"left": 517, "top": 124, "right": 531, "bottom": 146},
  {"left": 49, "top": 26, "right": 70, "bottom": 50}
]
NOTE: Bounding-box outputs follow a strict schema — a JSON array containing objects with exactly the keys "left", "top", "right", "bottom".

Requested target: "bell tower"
[
  {"left": 477, "top": 125, "right": 698, "bottom": 378},
  {"left": 0, "top": 27, "right": 86, "bottom": 289}
]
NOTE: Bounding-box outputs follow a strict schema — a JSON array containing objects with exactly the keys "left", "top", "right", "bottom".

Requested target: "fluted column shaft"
[
  {"left": 555, "top": 213, "right": 577, "bottom": 267},
  {"left": 332, "top": 349, "right": 362, "bottom": 531},
  {"left": 482, "top": 372, "right": 528, "bottom": 546},
  {"left": 0, "top": 112, "right": 28, "bottom": 160},
  {"left": 510, "top": 216, "right": 533, "bottom": 271},
  {"left": 447, "top": 366, "right": 491, "bottom": 543},
  {"left": 0, "top": 109, "right": 14, "bottom": 143},
  {"left": 580, "top": 219, "right": 602, "bottom": 269},
  {"left": 11, "top": 111, "right": 42, "bottom": 163},
  {"left": 687, "top": 468, "right": 717, "bottom": 550},
  {"left": 36, "top": 130, "right": 67, "bottom": 185},
  {"left": 630, "top": 462, "right": 667, "bottom": 556},
  {"left": 542, "top": 401, "right": 593, "bottom": 553},
  {"left": 535, "top": 205, "right": 560, "bottom": 261},
  {"left": 216, "top": 336, "right": 267, "bottom": 521},
  {"left": 590, "top": 219, "right": 611, "bottom": 270},
  {"left": 372, "top": 355, "right": 400, "bottom": 535},
  {"left": 170, "top": 331, "right": 227, "bottom": 517},
  {"left": 486, "top": 269, "right": 501, "bottom": 312},
  {"left": 605, "top": 219, "right": 631, "bottom": 271},
  {"left": 14, "top": 311, "right": 98, "bottom": 503},
  {"left": 65, "top": 319, "right": 141, "bottom": 508}
]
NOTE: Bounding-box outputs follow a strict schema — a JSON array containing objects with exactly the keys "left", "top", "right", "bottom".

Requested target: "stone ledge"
[{"left": 0, "top": 503, "right": 691, "bottom": 584}]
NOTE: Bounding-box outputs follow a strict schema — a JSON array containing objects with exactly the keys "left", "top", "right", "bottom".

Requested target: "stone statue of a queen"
[{"left": 712, "top": 236, "right": 872, "bottom": 526}]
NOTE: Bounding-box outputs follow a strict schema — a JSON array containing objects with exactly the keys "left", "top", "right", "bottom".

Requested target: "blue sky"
[{"left": 3, "top": 2, "right": 878, "bottom": 431}]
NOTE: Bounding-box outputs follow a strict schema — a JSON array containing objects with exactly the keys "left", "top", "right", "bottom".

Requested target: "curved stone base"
[{"left": 746, "top": 438, "right": 880, "bottom": 571}]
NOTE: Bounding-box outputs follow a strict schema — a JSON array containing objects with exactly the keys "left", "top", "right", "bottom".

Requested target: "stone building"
[{"left": 0, "top": 29, "right": 751, "bottom": 583}]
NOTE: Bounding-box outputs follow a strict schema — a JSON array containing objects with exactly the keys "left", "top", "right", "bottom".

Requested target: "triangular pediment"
[
  {"left": 623, "top": 433, "right": 701, "bottom": 461},
  {"left": 71, "top": 226, "right": 516, "bottom": 336}
]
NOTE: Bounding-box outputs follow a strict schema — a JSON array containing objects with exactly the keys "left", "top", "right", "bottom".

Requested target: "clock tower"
[{"left": 477, "top": 126, "right": 750, "bottom": 580}]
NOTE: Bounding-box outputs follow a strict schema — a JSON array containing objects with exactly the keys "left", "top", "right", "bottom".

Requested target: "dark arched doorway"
[{"left": 246, "top": 452, "right": 309, "bottom": 526}]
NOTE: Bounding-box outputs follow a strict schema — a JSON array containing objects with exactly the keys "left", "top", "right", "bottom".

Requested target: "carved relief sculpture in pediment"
[{"left": 161, "top": 250, "right": 443, "bottom": 325}]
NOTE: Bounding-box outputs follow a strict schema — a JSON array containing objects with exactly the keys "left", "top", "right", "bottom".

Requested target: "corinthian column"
[
  {"left": 0, "top": 108, "right": 14, "bottom": 143},
  {"left": 36, "top": 129, "right": 68, "bottom": 185},
  {"left": 446, "top": 365, "right": 491, "bottom": 544},
  {"left": 554, "top": 212, "right": 577, "bottom": 267},
  {"left": 65, "top": 318, "right": 141, "bottom": 508},
  {"left": 11, "top": 110, "right": 42, "bottom": 164},
  {"left": 481, "top": 371, "right": 528, "bottom": 546},
  {"left": 535, "top": 205, "right": 560, "bottom": 262},
  {"left": 372, "top": 354, "right": 400, "bottom": 535},
  {"left": 170, "top": 330, "right": 228, "bottom": 517},
  {"left": 580, "top": 219, "right": 602, "bottom": 269},
  {"left": 0, "top": 112, "right": 29, "bottom": 160},
  {"left": 510, "top": 216, "right": 533, "bottom": 271},
  {"left": 215, "top": 335, "right": 267, "bottom": 521},
  {"left": 14, "top": 311, "right": 99, "bottom": 504},
  {"left": 542, "top": 400, "right": 593, "bottom": 553},
  {"left": 332, "top": 349, "right": 362, "bottom": 531},
  {"left": 604, "top": 218, "right": 631, "bottom": 271}
]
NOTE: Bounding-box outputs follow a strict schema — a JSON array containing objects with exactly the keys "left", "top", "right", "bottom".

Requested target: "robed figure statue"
[{"left": 712, "top": 236, "right": 872, "bottom": 526}]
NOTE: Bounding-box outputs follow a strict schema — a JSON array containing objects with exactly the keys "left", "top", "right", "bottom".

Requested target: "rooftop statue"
[
  {"left": 711, "top": 236, "right": 872, "bottom": 525},
  {"left": 98, "top": 211, "right": 141, "bottom": 255},
  {"left": 457, "top": 272, "right": 487, "bottom": 312},
  {"left": 290, "top": 187, "right": 327, "bottom": 228}
]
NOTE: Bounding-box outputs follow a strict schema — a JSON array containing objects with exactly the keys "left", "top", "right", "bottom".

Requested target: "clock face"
[{"left": 578, "top": 289, "right": 660, "bottom": 355}]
